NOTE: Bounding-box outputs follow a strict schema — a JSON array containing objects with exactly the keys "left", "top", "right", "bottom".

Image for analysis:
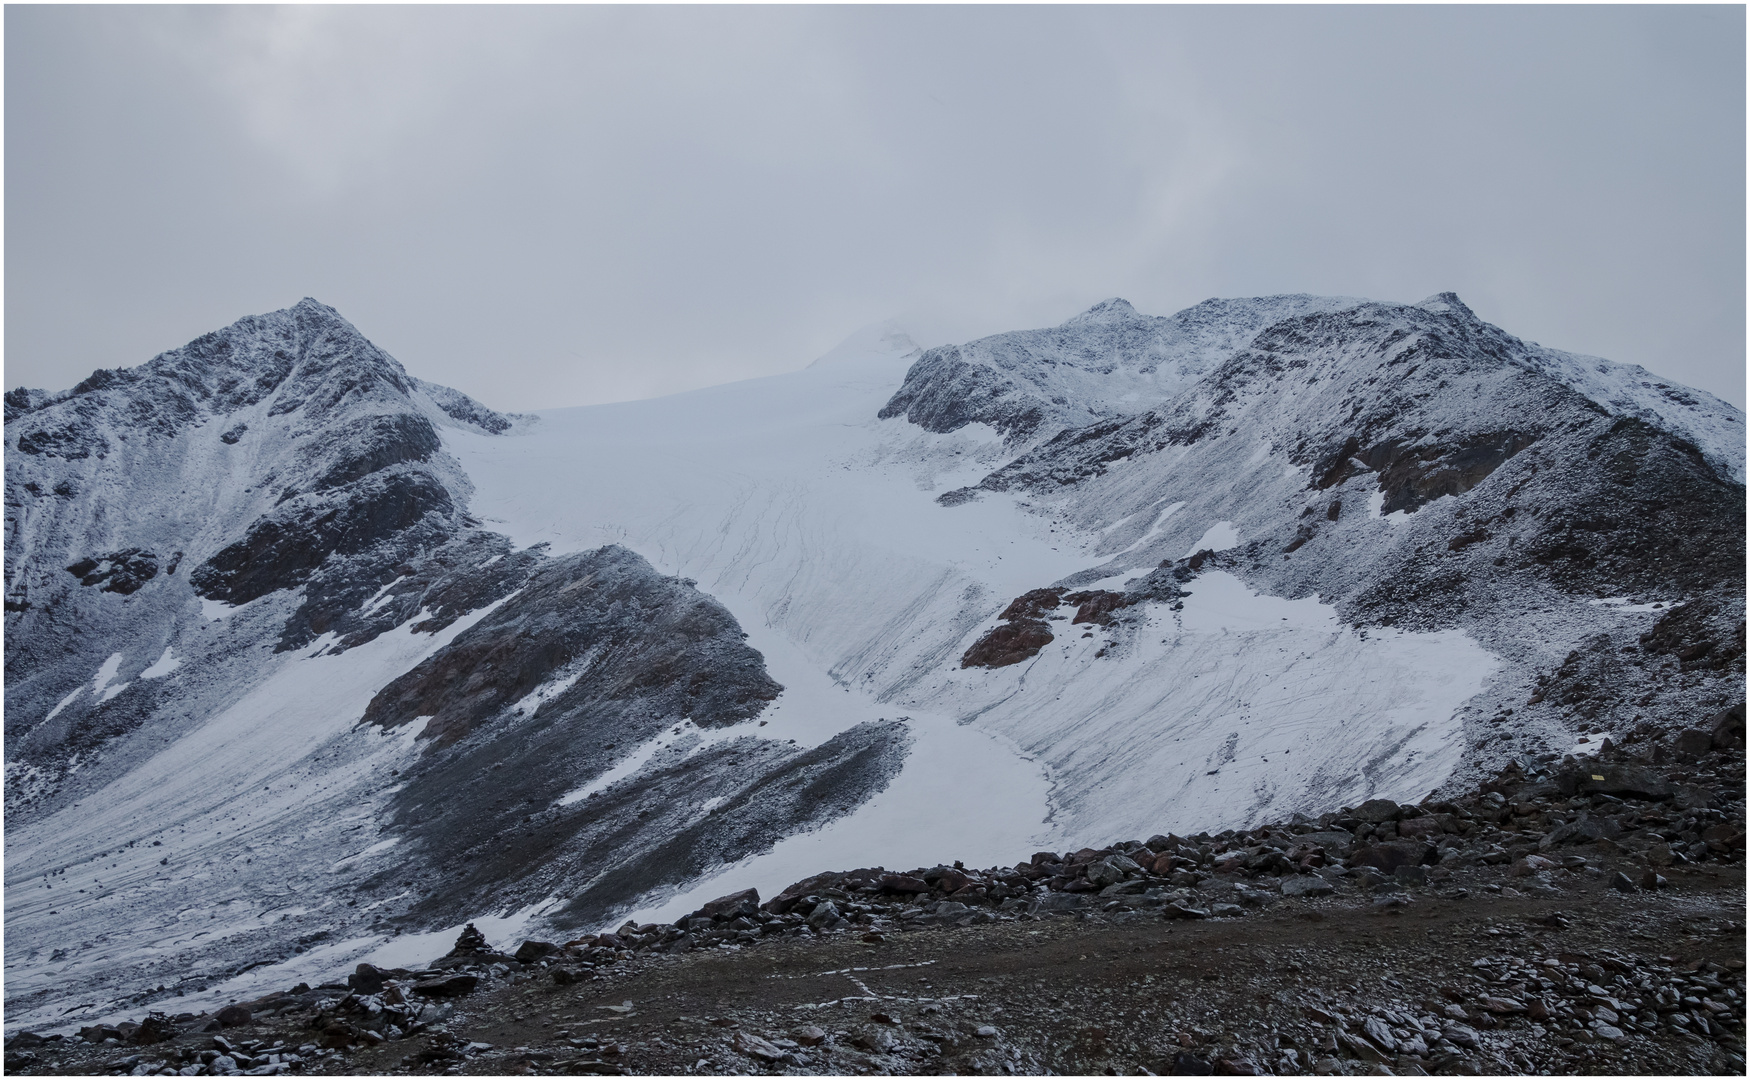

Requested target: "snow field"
[{"left": 448, "top": 341, "right": 1500, "bottom": 927}]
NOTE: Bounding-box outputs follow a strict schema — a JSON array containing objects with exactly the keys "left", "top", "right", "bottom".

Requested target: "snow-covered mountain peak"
[
  {"left": 806, "top": 319, "right": 922, "bottom": 369},
  {"left": 878, "top": 293, "right": 1366, "bottom": 444},
  {"left": 1415, "top": 291, "right": 1477, "bottom": 319},
  {"left": 5, "top": 298, "right": 517, "bottom": 701},
  {"left": 1061, "top": 297, "right": 1140, "bottom": 326}
]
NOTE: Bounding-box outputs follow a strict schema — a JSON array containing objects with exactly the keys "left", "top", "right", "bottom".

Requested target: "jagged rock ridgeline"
[
  {"left": 4, "top": 300, "right": 515, "bottom": 744},
  {"left": 5, "top": 302, "right": 537, "bottom": 872},
  {"left": 877, "top": 294, "right": 1365, "bottom": 443}
]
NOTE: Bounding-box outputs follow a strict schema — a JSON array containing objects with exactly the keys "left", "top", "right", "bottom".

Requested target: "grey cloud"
[{"left": 6, "top": 6, "right": 1742, "bottom": 410}]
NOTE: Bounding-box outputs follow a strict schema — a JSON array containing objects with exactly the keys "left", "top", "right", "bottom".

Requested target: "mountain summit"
[
  {"left": 1062, "top": 297, "right": 1140, "bottom": 325},
  {"left": 4, "top": 293, "right": 1741, "bottom": 1036}
]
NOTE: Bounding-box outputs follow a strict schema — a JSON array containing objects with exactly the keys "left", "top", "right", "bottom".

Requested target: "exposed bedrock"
[
  {"left": 352, "top": 547, "right": 908, "bottom": 929},
  {"left": 361, "top": 545, "right": 781, "bottom": 747},
  {"left": 372, "top": 720, "right": 909, "bottom": 931},
  {"left": 189, "top": 469, "right": 457, "bottom": 606}
]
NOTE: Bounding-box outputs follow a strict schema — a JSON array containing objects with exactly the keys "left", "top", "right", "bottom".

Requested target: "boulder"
[
  {"left": 1280, "top": 875, "right": 1334, "bottom": 898},
  {"left": 1085, "top": 857, "right": 1129, "bottom": 889},
  {"left": 413, "top": 974, "right": 480, "bottom": 997},
  {"left": 805, "top": 901, "right": 842, "bottom": 930},
  {"left": 879, "top": 874, "right": 930, "bottom": 894},
  {"left": 1509, "top": 854, "right": 1557, "bottom": 877},
  {"left": 732, "top": 1032, "right": 786, "bottom": 1063},
  {"left": 1361, "top": 1016, "right": 1397, "bottom": 1053},
  {"left": 1675, "top": 729, "right": 1713, "bottom": 758},
  {"left": 1711, "top": 703, "right": 1746, "bottom": 749},
  {"left": 761, "top": 871, "right": 844, "bottom": 914},
  {"left": 689, "top": 888, "right": 760, "bottom": 923},
  {"left": 1397, "top": 814, "right": 1457, "bottom": 840},
  {"left": 1701, "top": 822, "right": 1745, "bottom": 852},
  {"left": 514, "top": 940, "right": 561, "bottom": 964},
  {"left": 1554, "top": 762, "right": 1672, "bottom": 800},
  {"left": 1351, "top": 799, "right": 1403, "bottom": 824},
  {"left": 214, "top": 1005, "right": 252, "bottom": 1028},
  {"left": 1348, "top": 840, "right": 1435, "bottom": 873},
  {"left": 348, "top": 963, "right": 389, "bottom": 995},
  {"left": 1294, "top": 831, "right": 1354, "bottom": 854},
  {"left": 1033, "top": 893, "right": 1089, "bottom": 914},
  {"left": 1099, "top": 879, "right": 1148, "bottom": 897},
  {"left": 1538, "top": 812, "right": 1622, "bottom": 849}
]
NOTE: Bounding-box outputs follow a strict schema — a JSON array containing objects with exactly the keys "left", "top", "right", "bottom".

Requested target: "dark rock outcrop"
[
  {"left": 65, "top": 548, "right": 160, "bottom": 595},
  {"left": 361, "top": 545, "right": 780, "bottom": 746},
  {"left": 190, "top": 469, "right": 456, "bottom": 606}
]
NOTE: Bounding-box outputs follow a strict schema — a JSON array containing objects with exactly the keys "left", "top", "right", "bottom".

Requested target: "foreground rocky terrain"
[{"left": 11, "top": 709, "right": 1742, "bottom": 1076}]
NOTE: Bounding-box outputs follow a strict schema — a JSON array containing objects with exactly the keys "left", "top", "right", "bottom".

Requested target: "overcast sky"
[{"left": 7, "top": 5, "right": 1745, "bottom": 411}]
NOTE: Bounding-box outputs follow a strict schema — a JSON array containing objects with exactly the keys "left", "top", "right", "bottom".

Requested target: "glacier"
[{"left": 4, "top": 293, "right": 1742, "bottom": 1038}]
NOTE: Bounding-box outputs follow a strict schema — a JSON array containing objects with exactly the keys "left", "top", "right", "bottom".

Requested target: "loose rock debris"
[{"left": 8, "top": 725, "right": 1743, "bottom": 1076}]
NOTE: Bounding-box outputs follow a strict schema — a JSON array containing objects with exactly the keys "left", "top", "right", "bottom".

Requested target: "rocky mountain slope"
[
  {"left": 916, "top": 292, "right": 1743, "bottom": 805},
  {"left": 9, "top": 722, "right": 1743, "bottom": 1077},
  {"left": 3, "top": 304, "right": 903, "bottom": 1036},
  {"left": 4, "top": 292, "right": 1742, "bottom": 1043}
]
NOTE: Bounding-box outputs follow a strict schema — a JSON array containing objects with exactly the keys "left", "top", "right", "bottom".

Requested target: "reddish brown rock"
[
  {"left": 998, "top": 588, "right": 1064, "bottom": 621},
  {"left": 1063, "top": 590, "right": 1130, "bottom": 626},
  {"left": 961, "top": 619, "right": 1055, "bottom": 669}
]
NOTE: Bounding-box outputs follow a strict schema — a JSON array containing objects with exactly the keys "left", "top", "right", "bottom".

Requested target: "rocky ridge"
[
  {"left": 877, "top": 295, "right": 1364, "bottom": 444},
  {"left": 908, "top": 293, "right": 1745, "bottom": 795},
  {"left": 4, "top": 299, "right": 511, "bottom": 813},
  {"left": 1, "top": 303, "right": 912, "bottom": 1036}
]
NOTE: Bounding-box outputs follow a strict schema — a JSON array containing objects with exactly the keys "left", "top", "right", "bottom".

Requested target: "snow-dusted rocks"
[
  {"left": 5, "top": 300, "right": 507, "bottom": 814},
  {"left": 2, "top": 301, "right": 867, "bottom": 1033},
  {"left": 878, "top": 294, "right": 1362, "bottom": 443},
  {"left": 4, "top": 290, "right": 1743, "bottom": 1039}
]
